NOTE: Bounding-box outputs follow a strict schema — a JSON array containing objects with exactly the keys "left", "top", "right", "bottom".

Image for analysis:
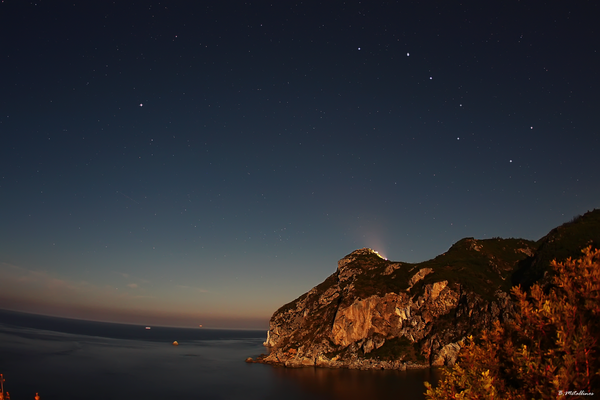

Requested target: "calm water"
[{"left": 0, "top": 309, "right": 440, "bottom": 399}]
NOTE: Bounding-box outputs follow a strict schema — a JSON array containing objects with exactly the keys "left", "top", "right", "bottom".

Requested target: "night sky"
[{"left": 1, "top": 1, "right": 598, "bottom": 329}]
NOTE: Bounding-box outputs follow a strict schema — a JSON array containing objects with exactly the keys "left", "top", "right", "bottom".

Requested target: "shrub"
[{"left": 424, "top": 247, "right": 600, "bottom": 399}]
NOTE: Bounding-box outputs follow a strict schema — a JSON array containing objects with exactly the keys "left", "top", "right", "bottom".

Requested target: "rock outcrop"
[
  {"left": 255, "top": 210, "right": 600, "bottom": 370},
  {"left": 257, "top": 243, "right": 528, "bottom": 370}
]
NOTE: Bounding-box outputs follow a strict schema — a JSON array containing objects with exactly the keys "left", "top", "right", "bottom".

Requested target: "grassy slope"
[
  {"left": 348, "top": 238, "right": 537, "bottom": 302},
  {"left": 352, "top": 210, "right": 600, "bottom": 302},
  {"left": 415, "top": 238, "right": 537, "bottom": 301}
]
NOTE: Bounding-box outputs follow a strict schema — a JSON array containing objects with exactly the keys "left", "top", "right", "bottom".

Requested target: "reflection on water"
[
  {"left": 270, "top": 364, "right": 441, "bottom": 400},
  {"left": 0, "top": 311, "right": 439, "bottom": 400}
]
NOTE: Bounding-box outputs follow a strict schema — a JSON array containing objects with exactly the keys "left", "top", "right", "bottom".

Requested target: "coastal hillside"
[
  {"left": 254, "top": 210, "right": 600, "bottom": 370},
  {"left": 513, "top": 210, "right": 600, "bottom": 289}
]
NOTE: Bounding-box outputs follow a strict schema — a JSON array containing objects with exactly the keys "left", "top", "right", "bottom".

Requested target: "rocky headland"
[{"left": 249, "top": 210, "right": 600, "bottom": 370}]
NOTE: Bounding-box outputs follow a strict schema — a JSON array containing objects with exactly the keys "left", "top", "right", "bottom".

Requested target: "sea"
[{"left": 0, "top": 309, "right": 441, "bottom": 400}]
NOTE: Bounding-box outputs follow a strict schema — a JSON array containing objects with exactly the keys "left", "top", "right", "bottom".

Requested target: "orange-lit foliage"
[{"left": 425, "top": 247, "right": 600, "bottom": 399}]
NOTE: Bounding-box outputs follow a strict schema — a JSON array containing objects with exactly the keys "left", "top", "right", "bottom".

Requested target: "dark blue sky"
[{"left": 1, "top": 1, "right": 598, "bottom": 328}]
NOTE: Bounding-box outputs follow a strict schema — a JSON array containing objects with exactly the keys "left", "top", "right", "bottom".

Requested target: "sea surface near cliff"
[{"left": 0, "top": 309, "right": 440, "bottom": 400}]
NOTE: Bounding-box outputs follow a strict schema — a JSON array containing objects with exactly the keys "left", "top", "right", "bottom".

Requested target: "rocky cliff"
[{"left": 251, "top": 210, "right": 600, "bottom": 370}]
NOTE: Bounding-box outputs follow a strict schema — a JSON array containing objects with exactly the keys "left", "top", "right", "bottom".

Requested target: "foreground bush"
[{"left": 425, "top": 247, "right": 600, "bottom": 399}]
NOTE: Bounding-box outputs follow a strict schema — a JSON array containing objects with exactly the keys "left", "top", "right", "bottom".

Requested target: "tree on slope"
[{"left": 425, "top": 246, "right": 600, "bottom": 399}]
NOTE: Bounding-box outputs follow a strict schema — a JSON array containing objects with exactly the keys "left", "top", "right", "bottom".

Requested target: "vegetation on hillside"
[
  {"left": 415, "top": 238, "right": 537, "bottom": 301},
  {"left": 364, "top": 336, "right": 427, "bottom": 363},
  {"left": 347, "top": 238, "right": 537, "bottom": 301},
  {"left": 424, "top": 246, "right": 600, "bottom": 399},
  {"left": 512, "top": 209, "right": 600, "bottom": 289}
]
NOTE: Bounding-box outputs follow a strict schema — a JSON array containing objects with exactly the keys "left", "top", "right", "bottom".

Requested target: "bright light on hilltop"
[
  {"left": 363, "top": 232, "right": 387, "bottom": 261},
  {"left": 373, "top": 250, "right": 388, "bottom": 260}
]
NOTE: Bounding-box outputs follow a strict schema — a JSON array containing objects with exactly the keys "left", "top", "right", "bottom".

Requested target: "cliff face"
[
  {"left": 255, "top": 210, "right": 600, "bottom": 370},
  {"left": 258, "top": 243, "right": 526, "bottom": 370}
]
